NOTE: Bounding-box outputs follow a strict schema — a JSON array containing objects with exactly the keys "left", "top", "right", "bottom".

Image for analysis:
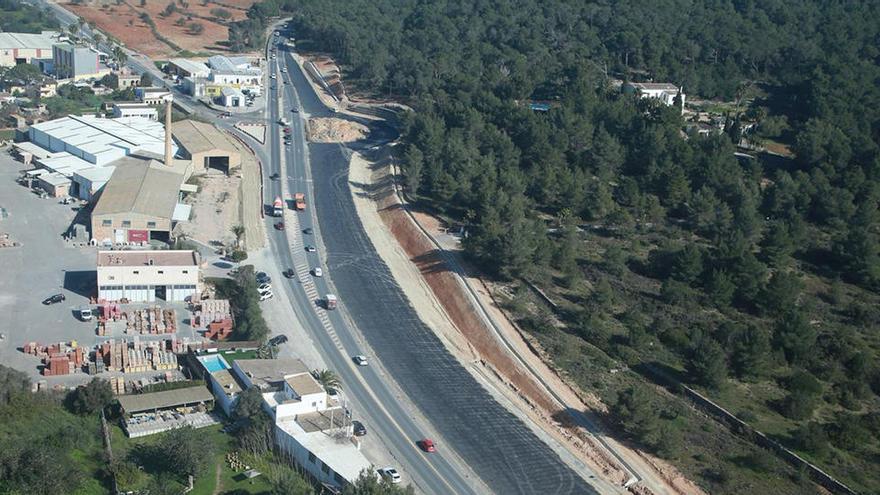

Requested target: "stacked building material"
[
  {"left": 109, "top": 376, "right": 126, "bottom": 395},
  {"left": 123, "top": 307, "right": 178, "bottom": 335},
  {"left": 25, "top": 342, "right": 86, "bottom": 376}
]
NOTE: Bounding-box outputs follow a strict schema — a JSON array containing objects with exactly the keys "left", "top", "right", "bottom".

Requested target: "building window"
[
  {"left": 133, "top": 271, "right": 139, "bottom": 274},
  {"left": 108, "top": 276, "right": 115, "bottom": 281},
  {"left": 102, "top": 219, "right": 111, "bottom": 226},
  {"left": 182, "top": 270, "right": 188, "bottom": 274},
  {"left": 308, "top": 452, "right": 316, "bottom": 464},
  {"left": 311, "top": 402, "right": 316, "bottom": 408},
  {"left": 121, "top": 220, "right": 131, "bottom": 227},
  {"left": 147, "top": 221, "right": 156, "bottom": 228}
]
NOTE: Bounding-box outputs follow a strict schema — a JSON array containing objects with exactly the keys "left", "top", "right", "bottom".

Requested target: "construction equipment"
[
  {"left": 325, "top": 294, "right": 337, "bottom": 310},
  {"left": 294, "top": 192, "right": 306, "bottom": 211}
]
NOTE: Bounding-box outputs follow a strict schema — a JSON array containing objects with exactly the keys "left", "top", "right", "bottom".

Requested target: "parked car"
[
  {"left": 352, "top": 420, "right": 367, "bottom": 436},
  {"left": 259, "top": 291, "right": 274, "bottom": 301},
  {"left": 79, "top": 307, "right": 93, "bottom": 321},
  {"left": 274, "top": 222, "right": 285, "bottom": 230},
  {"left": 283, "top": 268, "right": 295, "bottom": 278},
  {"left": 258, "top": 283, "right": 272, "bottom": 293},
  {"left": 418, "top": 438, "right": 436, "bottom": 453},
  {"left": 43, "top": 293, "right": 65, "bottom": 305},
  {"left": 304, "top": 245, "right": 316, "bottom": 253},
  {"left": 377, "top": 467, "right": 401, "bottom": 484},
  {"left": 352, "top": 355, "right": 368, "bottom": 366},
  {"left": 303, "top": 227, "right": 313, "bottom": 234},
  {"left": 312, "top": 267, "right": 323, "bottom": 277},
  {"left": 269, "top": 335, "right": 288, "bottom": 346},
  {"left": 256, "top": 272, "right": 271, "bottom": 284},
  {"left": 291, "top": 107, "right": 299, "bottom": 113}
]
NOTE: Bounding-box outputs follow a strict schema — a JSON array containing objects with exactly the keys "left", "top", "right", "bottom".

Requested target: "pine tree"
[{"left": 730, "top": 325, "right": 771, "bottom": 379}]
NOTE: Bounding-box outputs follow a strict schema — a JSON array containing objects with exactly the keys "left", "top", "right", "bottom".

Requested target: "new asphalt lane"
[{"left": 270, "top": 32, "right": 601, "bottom": 495}]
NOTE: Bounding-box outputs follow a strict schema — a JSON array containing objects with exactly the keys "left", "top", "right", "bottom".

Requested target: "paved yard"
[{"left": 0, "top": 151, "right": 197, "bottom": 385}]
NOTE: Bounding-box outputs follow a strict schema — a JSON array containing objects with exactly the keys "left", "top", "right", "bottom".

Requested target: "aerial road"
[{"left": 268, "top": 28, "right": 605, "bottom": 495}]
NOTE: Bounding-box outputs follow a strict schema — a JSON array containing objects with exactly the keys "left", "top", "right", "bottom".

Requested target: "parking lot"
[{"left": 0, "top": 152, "right": 197, "bottom": 383}]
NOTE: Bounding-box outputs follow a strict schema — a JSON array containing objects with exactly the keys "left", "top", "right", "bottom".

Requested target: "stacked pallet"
[
  {"left": 109, "top": 376, "right": 126, "bottom": 395},
  {"left": 24, "top": 342, "right": 85, "bottom": 376},
  {"left": 123, "top": 307, "right": 178, "bottom": 335}
]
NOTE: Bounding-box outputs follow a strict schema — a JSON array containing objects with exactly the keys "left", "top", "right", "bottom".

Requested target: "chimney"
[{"left": 164, "top": 96, "right": 173, "bottom": 167}]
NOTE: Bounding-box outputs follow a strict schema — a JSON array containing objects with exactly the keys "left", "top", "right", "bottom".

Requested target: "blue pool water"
[{"left": 200, "top": 354, "right": 229, "bottom": 373}]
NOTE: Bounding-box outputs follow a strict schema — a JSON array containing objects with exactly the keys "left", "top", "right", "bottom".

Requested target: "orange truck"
[{"left": 294, "top": 192, "right": 306, "bottom": 211}]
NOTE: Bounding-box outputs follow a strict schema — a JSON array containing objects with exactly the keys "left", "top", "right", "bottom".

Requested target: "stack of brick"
[
  {"left": 25, "top": 342, "right": 85, "bottom": 376},
  {"left": 109, "top": 376, "right": 126, "bottom": 395}
]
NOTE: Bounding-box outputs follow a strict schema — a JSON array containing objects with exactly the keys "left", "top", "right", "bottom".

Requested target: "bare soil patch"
[
  {"left": 66, "top": 0, "right": 256, "bottom": 58},
  {"left": 307, "top": 117, "right": 368, "bottom": 143},
  {"left": 178, "top": 174, "right": 241, "bottom": 247}
]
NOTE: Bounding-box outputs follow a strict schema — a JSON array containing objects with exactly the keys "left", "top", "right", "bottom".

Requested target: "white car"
[
  {"left": 258, "top": 283, "right": 272, "bottom": 293},
  {"left": 312, "top": 267, "right": 323, "bottom": 277},
  {"left": 377, "top": 467, "right": 401, "bottom": 484},
  {"left": 280, "top": 68, "right": 287, "bottom": 73},
  {"left": 259, "top": 291, "right": 274, "bottom": 301},
  {"left": 353, "top": 355, "right": 368, "bottom": 366},
  {"left": 270, "top": 73, "right": 276, "bottom": 79}
]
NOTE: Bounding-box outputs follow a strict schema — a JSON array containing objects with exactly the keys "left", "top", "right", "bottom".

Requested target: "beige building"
[
  {"left": 171, "top": 119, "right": 241, "bottom": 175},
  {"left": 90, "top": 156, "right": 190, "bottom": 245},
  {"left": 97, "top": 250, "right": 200, "bottom": 302},
  {"left": 0, "top": 31, "right": 59, "bottom": 67}
]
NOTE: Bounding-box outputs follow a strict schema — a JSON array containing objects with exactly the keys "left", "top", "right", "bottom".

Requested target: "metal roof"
[
  {"left": 171, "top": 119, "right": 237, "bottom": 155},
  {"left": 73, "top": 166, "right": 116, "bottom": 183},
  {"left": 169, "top": 58, "right": 210, "bottom": 75},
  {"left": 31, "top": 115, "right": 169, "bottom": 162},
  {"left": 208, "top": 55, "right": 252, "bottom": 71},
  {"left": 118, "top": 385, "right": 214, "bottom": 413},
  {"left": 0, "top": 31, "right": 60, "bottom": 50},
  {"left": 91, "top": 157, "right": 185, "bottom": 218}
]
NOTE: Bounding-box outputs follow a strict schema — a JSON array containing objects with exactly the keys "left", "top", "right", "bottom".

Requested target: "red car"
[
  {"left": 283, "top": 127, "right": 292, "bottom": 134},
  {"left": 274, "top": 222, "right": 285, "bottom": 230},
  {"left": 418, "top": 439, "right": 436, "bottom": 453}
]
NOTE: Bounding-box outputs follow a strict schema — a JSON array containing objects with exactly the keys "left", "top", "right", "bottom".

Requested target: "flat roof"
[
  {"left": 91, "top": 158, "right": 184, "bottom": 218},
  {"left": 14, "top": 141, "right": 53, "bottom": 159},
  {"left": 235, "top": 358, "right": 309, "bottom": 389},
  {"left": 285, "top": 373, "right": 324, "bottom": 397},
  {"left": 30, "top": 115, "right": 169, "bottom": 162},
  {"left": 211, "top": 369, "right": 243, "bottom": 396},
  {"left": 114, "top": 102, "right": 156, "bottom": 110},
  {"left": 38, "top": 172, "right": 71, "bottom": 186},
  {"left": 0, "top": 31, "right": 59, "bottom": 50},
  {"left": 171, "top": 119, "right": 238, "bottom": 155},
  {"left": 97, "top": 249, "right": 198, "bottom": 267},
  {"left": 118, "top": 385, "right": 214, "bottom": 413},
  {"left": 37, "top": 152, "right": 96, "bottom": 176},
  {"left": 208, "top": 55, "right": 252, "bottom": 71},
  {"left": 627, "top": 82, "right": 679, "bottom": 91},
  {"left": 279, "top": 420, "right": 372, "bottom": 483},
  {"left": 169, "top": 58, "right": 210, "bottom": 75}
]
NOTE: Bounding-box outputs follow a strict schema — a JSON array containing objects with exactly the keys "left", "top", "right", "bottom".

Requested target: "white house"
[
  {"left": 112, "top": 102, "right": 158, "bottom": 120},
  {"left": 203, "top": 358, "right": 373, "bottom": 489},
  {"left": 622, "top": 82, "right": 684, "bottom": 108}
]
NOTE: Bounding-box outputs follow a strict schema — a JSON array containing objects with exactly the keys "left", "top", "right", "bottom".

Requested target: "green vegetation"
[
  {"left": 279, "top": 0, "right": 880, "bottom": 492},
  {"left": 0, "top": 0, "right": 59, "bottom": 33},
  {"left": 210, "top": 265, "right": 270, "bottom": 342}
]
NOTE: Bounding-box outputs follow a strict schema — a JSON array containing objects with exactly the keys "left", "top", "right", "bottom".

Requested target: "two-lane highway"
[{"left": 267, "top": 29, "right": 603, "bottom": 495}]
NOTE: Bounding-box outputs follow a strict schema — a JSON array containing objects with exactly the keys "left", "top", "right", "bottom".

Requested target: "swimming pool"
[{"left": 199, "top": 354, "right": 230, "bottom": 373}]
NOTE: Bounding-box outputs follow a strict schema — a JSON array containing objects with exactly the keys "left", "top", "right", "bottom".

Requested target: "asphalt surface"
[{"left": 270, "top": 32, "right": 601, "bottom": 495}]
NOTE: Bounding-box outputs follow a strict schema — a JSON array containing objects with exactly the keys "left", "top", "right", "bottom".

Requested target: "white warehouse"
[{"left": 97, "top": 250, "right": 200, "bottom": 303}]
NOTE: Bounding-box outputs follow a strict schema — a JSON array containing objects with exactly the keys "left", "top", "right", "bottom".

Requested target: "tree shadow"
[{"left": 410, "top": 249, "right": 449, "bottom": 275}]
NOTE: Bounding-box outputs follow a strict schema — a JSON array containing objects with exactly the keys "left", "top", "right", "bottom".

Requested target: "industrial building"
[
  {"left": 220, "top": 87, "right": 246, "bottom": 107},
  {"left": 167, "top": 58, "right": 210, "bottom": 78},
  {"left": 0, "top": 31, "right": 60, "bottom": 67},
  {"left": 89, "top": 157, "right": 190, "bottom": 245},
  {"left": 200, "top": 357, "right": 372, "bottom": 489},
  {"left": 111, "top": 102, "right": 158, "bottom": 120},
  {"left": 171, "top": 119, "right": 241, "bottom": 175},
  {"left": 180, "top": 55, "right": 262, "bottom": 102},
  {"left": 97, "top": 249, "right": 200, "bottom": 302},
  {"left": 29, "top": 114, "right": 170, "bottom": 166},
  {"left": 53, "top": 43, "right": 107, "bottom": 80},
  {"left": 118, "top": 385, "right": 216, "bottom": 437}
]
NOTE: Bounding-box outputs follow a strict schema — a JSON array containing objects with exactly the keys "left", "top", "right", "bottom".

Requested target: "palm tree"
[
  {"left": 312, "top": 369, "right": 341, "bottom": 392},
  {"left": 112, "top": 46, "right": 128, "bottom": 66},
  {"left": 230, "top": 225, "right": 245, "bottom": 247}
]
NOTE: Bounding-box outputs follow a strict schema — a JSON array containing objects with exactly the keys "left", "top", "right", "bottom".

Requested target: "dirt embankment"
[
  {"left": 348, "top": 152, "right": 707, "bottom": 495},
  {"left": 306, "top": 117, "right": 368, "bottom": 143}
]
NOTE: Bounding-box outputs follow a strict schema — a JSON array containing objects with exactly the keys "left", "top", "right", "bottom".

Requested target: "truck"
[
  {"left": 272, "top": 196, "right": 283, "bottom": 217},
  {"left": 294, "top": 192, "right": 306, "bottom": 211},
  {"left": 325, "top": 294, "right": 337, "bottom": 310}
]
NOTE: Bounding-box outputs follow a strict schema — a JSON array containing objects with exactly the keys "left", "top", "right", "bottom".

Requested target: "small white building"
[
  {"left": 112, "top": 102, "right": 158, "bottom": 120},
  {"left": 622, "top": 82, "right": 684, "bottom": 108},
  {"left": 220, "top": 87, "right": 245, "bottom": 107},
  {"left": 136, "top": 87, "right": 172, "bottom": 105},
  {"left": 96, "top": 250, "right": 200, "bottom": 302}
]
